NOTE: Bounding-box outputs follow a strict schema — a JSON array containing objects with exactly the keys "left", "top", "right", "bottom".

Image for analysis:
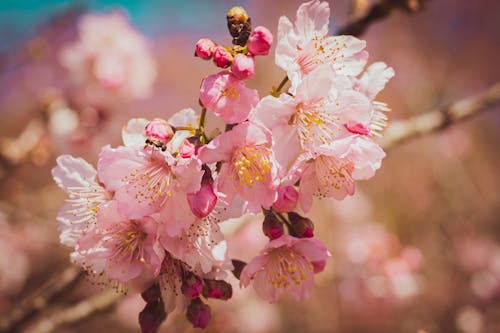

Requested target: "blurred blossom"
[
  {"left": 59, "top": 11, "right": 157, "bottom": 103},
  {"left": 455, "top": 306, "right": 484, "bottom": 333}
]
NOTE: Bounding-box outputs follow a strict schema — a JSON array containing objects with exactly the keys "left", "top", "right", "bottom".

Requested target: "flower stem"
[{"left": 271, "top": 76, "right": 289, "bottom": 97}]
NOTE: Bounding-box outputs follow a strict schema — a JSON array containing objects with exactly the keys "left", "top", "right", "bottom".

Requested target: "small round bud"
[
  {"left": 202, "top": 279, "right": 233, "bottom": 300},
  {"left": 195, "top": 38, "right": 216, "bottom": 60},
  {"left": 139, "top": 301, "right": 166, "bottom": 333},
  {"left": 186, "top": 298, "right": 211, "bottom": 329},
  {"left": 231, "top": 54, "right": 255, "bottom": 80},
  {"left": 273, "top": 185, "right": 299, "bottom": 213},
  {"left": 179, "top": 139, "right": 196, "bottom": 158},
  {"left": 227, "top": 6, "right": 249, "bottom": 25},
  {"left": 182, "top": 273, "right": 203, "bottom": 299},
  {"left": 288, "top": 212, "right": 314, "bottom": 238},
  {"left": 187, "top": 166, "right": 217, "bottom": 218},
  {"left": 145, "top": 118, "right": 174, "bottom": 144},
  {"left": 262, "top": 213, "right": 284, "bottom": 239},
  {"left": 248, "top": 26, "right": 273, "bottom": 56},
  {"left": 213, "top": 46, "right": 233, "bottom": 68}
]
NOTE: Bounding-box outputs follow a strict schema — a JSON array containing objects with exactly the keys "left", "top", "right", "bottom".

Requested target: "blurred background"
[{"left": 0, "top": 0, "right": 499, "bottom": 332}]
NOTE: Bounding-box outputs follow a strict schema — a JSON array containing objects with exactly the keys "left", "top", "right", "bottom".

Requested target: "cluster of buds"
[
  {"left": 194, "top": 6, "right": 273, "bottom": 80},
  {"left": 52, "top": 1, "right": 394, "bottom": 331}
]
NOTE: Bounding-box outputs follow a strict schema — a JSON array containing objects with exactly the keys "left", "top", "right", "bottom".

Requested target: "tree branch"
[
  {"left": 24, "top": 289, "right": 122, "bottom": 333},
  {"left": 337, "top": 0, "right": 426, "bottom": 37},
  {"left": 380, "top": 82, "right": 500, "bottom": 150},
  {"left": 0, "top": 266, "right": 83, "bottom": 333}
]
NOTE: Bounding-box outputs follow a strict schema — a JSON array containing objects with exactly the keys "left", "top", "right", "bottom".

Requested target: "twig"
[
  {"left": 0, "top": 266, "right": 83, "bottom": 333},
  {"left": 337, "top": 0, "right": 426, "bottom": 37},
  {"left": 24, "top": 289, "right": 122, "bottom": 333},
  {"left": 380, "top": 82, "right": 500, "bottom": 150}
]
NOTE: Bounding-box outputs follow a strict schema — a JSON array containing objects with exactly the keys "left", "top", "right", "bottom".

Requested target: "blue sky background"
[{"left": 0, "top": 0, "right": 252, "bottom": 51}]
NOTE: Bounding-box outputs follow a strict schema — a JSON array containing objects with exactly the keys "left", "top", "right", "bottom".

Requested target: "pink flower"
[
  {"left": 299, "top": 135, "right": 385, "bottom": 211},
  {"left": 272, "top": 185, "right": 299, "bottom": 213},
  {"left": 200, "top": 71, "right": 259, "bottom": 124},
  {"left": 52, "top": 155, "right": 110, "bottom": 247},
  {"left": 248, "top": 26, "right": 273, "bottom": 56},
  {"left": 213, "top": 46, "right": 233, "bottom": 68},
  {"left": 198, "top": 122, "right": 279, "bottom": 212},
  {"left": 195, "top": 38, "right": 216, "bottom": 60},
  {"left": 145, "top": 118, "right": 174, "bottom": 144},
  {"left": 187, "top": 167, "right": 217, "bottom": 218},
  {"left": 59, "top": 12, "right": 156, "bottom": 100},
  {"left": 231, "top": 54, "right": 256, "bottom": 80},
  {"left": 275, "top": 0, "right": 367, "bottom": 90},
  {"left": 251, "top": 64, "right": 371, "bottom": 173},
  {"left": 77, "top": 201, "right": 164, "bottom": 283},
  {"left": 240, "top": 235, "right": 330, "bottom": 303},
  {"left": 97, "top": 145, "right": 203, "bottom": 236}
]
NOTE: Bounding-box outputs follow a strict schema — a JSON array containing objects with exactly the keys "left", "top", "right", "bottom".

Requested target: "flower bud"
[
  {"left": 227, "top": 6, "right": 252, "bottom": 46},
  {"left": 213, "top": 46, "right": 233, "bottom": 68},
  {"left": 187, "top": 166, "right": 217, "bottom": 218},
  {"left": 186, "top": 298, "right": 211, "bottom": 329},
  {"left": 248, "top": 26, "right": 273, "bottom": 56},
  {"left": 287, "top": 212, "right": 314, "bottom": 238},
  {"left": 231, "top": 54, "right": 255, "bottom": 80},
  {"left": 145, "top": 118, "right": 174, "bottom": 144},
  {"left": 141, "top": 283, "right": 161, "bottom": 303},
  {"left": 179, "top": 139, "right": 196, "bottom": 158},
  {"left": 181, "top": 273, "right": 203, "bottom": 299},
  {"left": 139, "top": 301, "right": 167, "bottom": 333},
  {"left": 262, "top": 212, "right": 284, "bottom": 240},
  {"left": 195, "top": 38, "right": 216, "bottom": 60},
  {"left": 202, "top": 279, "right": 233, "bottom": 300},
  {"left": 272, "top": 185, "right": 298, "bottom": 213}
]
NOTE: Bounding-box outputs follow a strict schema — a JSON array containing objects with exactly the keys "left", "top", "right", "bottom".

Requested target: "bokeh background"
[{"left": 0, "top": 0, "right": 499, "bottom": 332}]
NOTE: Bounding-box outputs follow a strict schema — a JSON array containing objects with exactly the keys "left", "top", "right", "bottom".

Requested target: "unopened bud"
[
  {"left": 195, "top": 38, "right": 216, "bottom": 60},
  {"left": 187, "top": 166, "right": 217, "bottom": 218},
  {"left": 262, "top": 212, "right": 284, "bottom": 239},
  {"left": 203, "top": 279, "right": 233, "bottom": 300},
  {"left": 141, "top": 283, "right": 161, "bottom": 303},
  {"left": 182, "top": 273, "right": 203, "bottom": 299},
  {"left": 247, "top": 26, "right": 273, "bottom": 56},
  {"left": 287, "top": 212, "right": 314, "bottom": 238},
  {"left": 145, "top": 118, "right": 174, "bottom": 144},
  {"left": 186, "top": 298, "right": 211, "bottom": 329},
  {"left": 213, "top": 46, "right": 233, "bottom": 68},
  {"left": 231, "top": 54, "right": 255, "bottom": 80},
  {"left": 179, "top": 139, "right": 196, "bottom": 158},
  {"left": 227, "top": 6, "right": 252, "bottom": 46},
  {"left": 139, "top": 301, "right": 167, "bottom": 333},
  {"left": 272, "top": 185, "right": 298, "bottom": 213}
]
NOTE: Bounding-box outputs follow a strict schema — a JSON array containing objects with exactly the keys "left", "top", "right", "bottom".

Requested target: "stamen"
[{"left": 231, "top": 145, "right": 271, "bottom": 188}]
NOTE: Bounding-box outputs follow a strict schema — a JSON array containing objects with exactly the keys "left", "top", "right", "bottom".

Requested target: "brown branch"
[
  {"left": 380, "top": 82, "right": 500, "bottom": 150},
  {"left": 24, "top": 289, "right": 122, "bottom": 333},
  {"left": 338, "top": 0, "right": 426, "bottom": 36},
  {"left": 0, "top": 266, "right": 83, "bottom": 333}
]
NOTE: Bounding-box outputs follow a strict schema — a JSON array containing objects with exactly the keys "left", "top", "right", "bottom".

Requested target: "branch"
[
  {"left": 24, "top": 289, "right": 122, "bottom": 333},
  {"left": 0, "top": 266, "right": 83, "bottom": 333},
  {"left": 380, "top": 82, "right": 500, "bottom": 150},
  {"left": 337, "top": 0, "right": 426, "bottom": 37}
]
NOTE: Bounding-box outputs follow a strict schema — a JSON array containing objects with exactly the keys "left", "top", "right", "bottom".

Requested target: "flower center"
[
  {"left": 266, "top": 247, "right": 313, "bottom": 288},
  {"left": 291, "top": 100, "right": 340, "bottom": 149},
  {"left": 314, "top": 155, "right": 354, "bottom": 197},
  {"left": 231, "top": 145, "right": 271, "bottom": 188},
  {"left": 221, "top": 84, "right": 240, "bottom": 99},
  {"left": 122, "top": 154, "right": 174, "bottom": 206},
  {"left": 296, "top": 37, "right": 350, "bottom": 74},
  {"left": 106, "top": 221, "right": 149, "bottom": 267}
]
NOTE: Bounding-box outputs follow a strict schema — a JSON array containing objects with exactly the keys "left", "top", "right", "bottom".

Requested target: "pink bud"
[
  {"left": 195, "top": 38, "right": 216, "bottom": 60},
  {"left": 344, "top": 122, "right": 370, "bottom": 135},
  {"left": 139, "top": 301, "right": 166, "bottom": 333},
  {"left": 186, "top": 298, "right": 211, "bottom": 329},
  {"left": 179, "top": 139, "right": 196, "bottom": 158},
  {"left": 272, "top": 185, "right": 299, "bottom": 213},
  {"left": 202, "top": 279, "right": 233, "bottom": 300},
  {"left": 182, "top": 273, "right": 203, "bottom": 299},
  {"left": 262, "top": 213, "right": 284, "bottom": 240},
  {"left": 145, "top": 118, "right": 174, "bottom": 143},
  {"left": 213, "top": 46, "right": 233, "bottom": 68},
  {"left": 231, "top": 54, "right": 255, "bottom": 80},
  {"left": 247, "top": 26, "right": 273, "bottom": 56},
  {"left": 187, "top": 166, "right": 217, "bottom": 218},
  {"left": 287, "top": 212, "right": 314, "bottom": 238}
]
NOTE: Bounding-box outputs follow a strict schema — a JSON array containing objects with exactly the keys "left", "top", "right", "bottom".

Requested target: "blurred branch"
[
  {"left": 24, "top": 289, "right": 122, "bottom": 333},
  {"left": 380, "top": 82, "right": 500, "bottom": 149},
  {"left": 338, "top": 0, "right": 426, "bottom": 36},
  {"left": 0, "top": 266, "right": 83, "bottom": 333}
]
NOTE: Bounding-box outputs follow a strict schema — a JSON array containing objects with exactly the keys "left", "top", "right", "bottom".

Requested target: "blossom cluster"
[{"left": 52, "top": 1, "right": 394, "bottom": 331}]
